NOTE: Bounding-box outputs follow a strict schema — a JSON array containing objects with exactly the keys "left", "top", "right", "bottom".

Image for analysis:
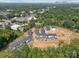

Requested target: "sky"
[{"left": 0, "top": 0, "right": 79, "bottom": 3}]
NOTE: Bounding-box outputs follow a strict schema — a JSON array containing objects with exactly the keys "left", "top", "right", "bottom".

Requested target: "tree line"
[{"left": 10, "top": 39, "right": 79, "bottom": 58}]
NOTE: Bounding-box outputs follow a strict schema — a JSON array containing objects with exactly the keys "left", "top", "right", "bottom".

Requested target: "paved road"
[
  {"left": 9, "top": 35, "right": 32, "bottom": 50},
  {"left": 9, "top": 29, "right": 33, "bottom": 50}
]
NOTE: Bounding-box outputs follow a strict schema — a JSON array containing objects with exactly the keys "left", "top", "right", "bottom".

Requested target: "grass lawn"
[{"left": 0, "top": 48, "right": 12, "bottom": 58}]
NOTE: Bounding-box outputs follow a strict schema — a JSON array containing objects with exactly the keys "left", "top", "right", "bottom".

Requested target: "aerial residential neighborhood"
[
  {"left": 0, "top": 1, "right": 79, "bottom": 58},
  {"left": 0, "top": 6, "right": 48, "bottom": 31}
]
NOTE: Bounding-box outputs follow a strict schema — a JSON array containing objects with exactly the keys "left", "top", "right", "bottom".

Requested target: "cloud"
[
  {"left": 0, "top": 0, "right": 79, "bottom": 3},
  {"left": 0, "top": 0, "right": 56, "bottom": 3},
  {"left": 0, "top": 0, "right": 18, "bottom": 2}
]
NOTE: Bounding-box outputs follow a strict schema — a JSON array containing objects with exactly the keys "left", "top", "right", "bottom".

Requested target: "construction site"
[{"left": 24, "top": 26, "right": 79, "bottom": 48}]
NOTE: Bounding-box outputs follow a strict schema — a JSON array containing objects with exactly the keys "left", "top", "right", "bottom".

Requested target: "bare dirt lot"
[
  {"left": 29, "top": 27, "right": 79, "bottom": 48},
  {"left": 31, "top": 40, "right": 58, "bottom": 48}
]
